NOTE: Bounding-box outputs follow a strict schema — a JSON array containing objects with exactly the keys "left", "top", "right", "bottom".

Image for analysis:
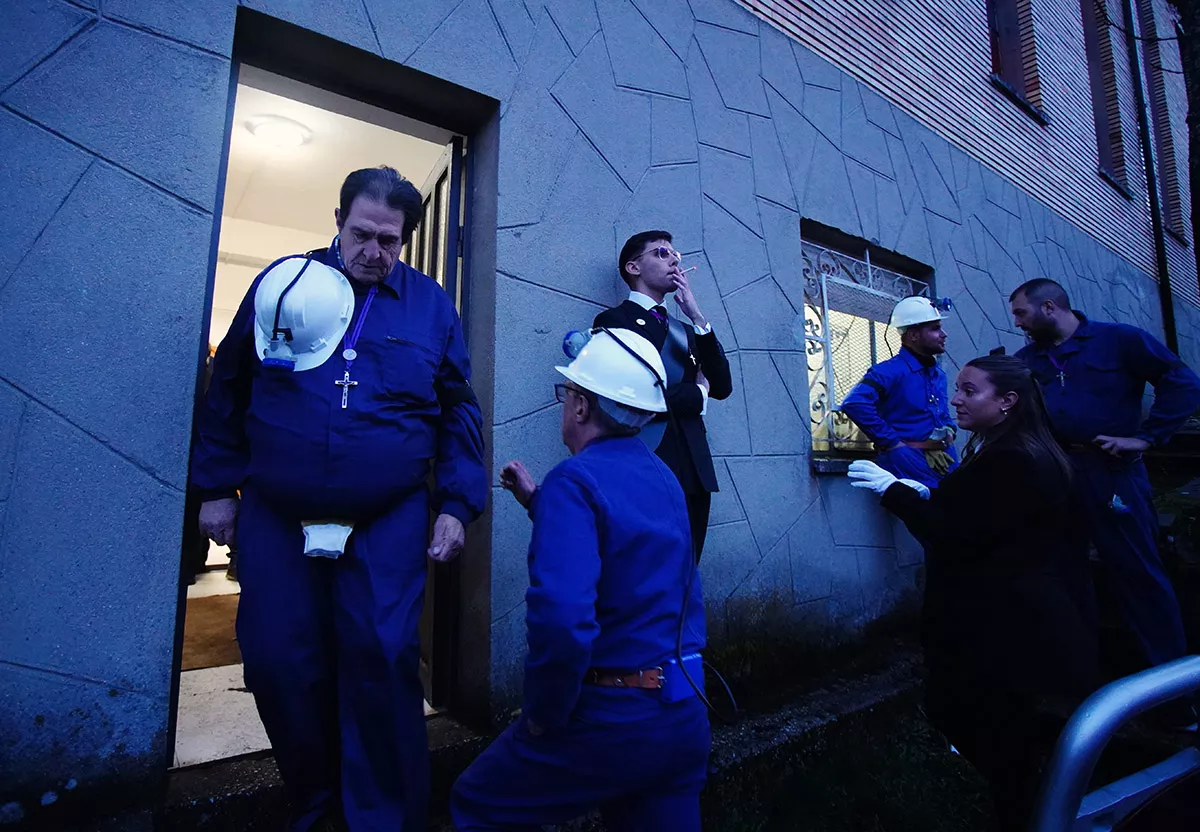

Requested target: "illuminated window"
[{"left": 801, "top": 241, "right": 931, "bottom": 455}]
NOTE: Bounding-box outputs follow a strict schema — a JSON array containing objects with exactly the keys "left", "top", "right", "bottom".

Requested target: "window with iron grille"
[{"left": 801, "top": 240, "right": 932, "bottom": 456}]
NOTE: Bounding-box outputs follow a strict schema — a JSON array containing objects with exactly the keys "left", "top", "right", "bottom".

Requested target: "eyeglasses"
[
  {"left": 631, "top": 246, "right": 681, "bottom": 263},
  {"left": 554, "top": 383, "right": 572, "bottom": 403}
]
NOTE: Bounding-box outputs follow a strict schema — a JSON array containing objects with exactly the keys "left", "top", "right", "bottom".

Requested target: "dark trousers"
[
  {"left": 686, "top": 490, "right": 711, "bottom": 564},
  {"left": 236, "top": 487, "right": 430, "bottom": 832},
  {"left": 1073, "top": 454, "right": 1187, "bottom": 667},
  {"left": 451, "top": 689, "right": 710, "bottom": 831},
  {"left": 926, "top": 676, "right": 1057, "bottom": 832}
]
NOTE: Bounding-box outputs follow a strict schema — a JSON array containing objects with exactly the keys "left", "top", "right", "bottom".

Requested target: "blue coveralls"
[
  {"left": 840, "top": 347, "right": 959, "bottom": 489},
  {"left": 1017, "top": 313, "right": 1200, "bottom": 668},
  {"left": 451, "top": 436, "right": 710, "bottom": 832},
  {"left": 190, "top": 244, "right": 486, "bottom": 832}
]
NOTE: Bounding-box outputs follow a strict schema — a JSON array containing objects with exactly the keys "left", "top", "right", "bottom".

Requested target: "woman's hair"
[{"left": 961, "top": 355, "right": 1072, "bottom": 483}]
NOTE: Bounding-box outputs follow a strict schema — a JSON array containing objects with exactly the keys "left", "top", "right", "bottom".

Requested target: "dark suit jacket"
[
  {"left": 593, "top": 301, "right": 733, "bottom": 493},
  {"left": 881, "top": 440, "right": 1098, "bottom": 706}
]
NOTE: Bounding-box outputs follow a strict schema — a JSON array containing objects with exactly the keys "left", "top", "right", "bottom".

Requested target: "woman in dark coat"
[{"left": 850, "top": 354, "right": 1099, "bottom": 831}]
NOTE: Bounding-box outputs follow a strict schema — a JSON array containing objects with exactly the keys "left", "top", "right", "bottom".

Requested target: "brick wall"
[{"left": 741, "top": 0, "right": 1199, "bottom": 304}]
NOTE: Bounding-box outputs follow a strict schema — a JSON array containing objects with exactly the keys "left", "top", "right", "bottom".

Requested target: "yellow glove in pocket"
[{"left": 924, "top": 450, "right": 954, "bottom": 477}]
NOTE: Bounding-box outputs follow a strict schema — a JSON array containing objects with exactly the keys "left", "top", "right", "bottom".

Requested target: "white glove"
[
  {"left": 847, "top": 460, "right": 898, "bottom": 496},
  {"left": 897, "top": 479, "right": 931, "bottom": 500},
  {"left": 301, "top": 520, "right": 354, "bottom": 558}
]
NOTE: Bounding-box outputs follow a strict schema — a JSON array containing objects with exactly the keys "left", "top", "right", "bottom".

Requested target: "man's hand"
[
  {"left": 696, "top": 368, "right": 710, "bottom": 395},
  {"left": 428, "top": 513, "right": 465, "bottom": 562},
  {"left": 671, "top": 269, "right": 708, "bottom": 330},
  {"left": 199, "top": 497, "right": 239, "bottom": 548},
  {"left": 1093, "top": 435, "right": 1150, "bottom": 457},
  {"left": 499, "top": 460, "right": 537, "bottom": 509}
]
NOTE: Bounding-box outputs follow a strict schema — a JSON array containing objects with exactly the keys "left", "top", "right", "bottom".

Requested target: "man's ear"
[
  {"left": 334, "top": 207, "right": 343, "bottom": 231},
  {"left": 575, "top": 391, "right": 591, "bottom": 424}
]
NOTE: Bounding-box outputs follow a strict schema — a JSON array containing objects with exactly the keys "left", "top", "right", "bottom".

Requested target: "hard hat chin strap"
[
  {"left": 593, "top": 326, "right": 667, "bottom": 397},
  {"left": 271, "top": 256, "right": 316, "bottom": 344}
]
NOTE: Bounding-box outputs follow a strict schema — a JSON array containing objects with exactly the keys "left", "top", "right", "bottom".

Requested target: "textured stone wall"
[
  {"left": 2, "top": 0, "right": 1197, "bottom": 817},
  {"left": 0, "top": 0, "right": 232, "bottom": 821}
]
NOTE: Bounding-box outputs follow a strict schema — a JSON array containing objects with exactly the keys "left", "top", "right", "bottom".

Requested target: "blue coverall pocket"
[{"left": 379, "top": 335, "right": 438, "bottom": 402}]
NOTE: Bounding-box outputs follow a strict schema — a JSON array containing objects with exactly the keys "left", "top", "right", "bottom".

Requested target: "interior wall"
[{"left": 209, "top": 72, "right": 450, "bottom": 347}]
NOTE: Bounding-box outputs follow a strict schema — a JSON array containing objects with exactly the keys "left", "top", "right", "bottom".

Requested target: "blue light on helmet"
[{"left": 562, "top": 329, "right": 593, "bottom": 360}]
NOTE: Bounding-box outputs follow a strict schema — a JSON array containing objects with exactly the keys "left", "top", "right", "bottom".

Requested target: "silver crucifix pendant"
[{"left": 335, "top": 370, "right": 358, "bottom": 409}]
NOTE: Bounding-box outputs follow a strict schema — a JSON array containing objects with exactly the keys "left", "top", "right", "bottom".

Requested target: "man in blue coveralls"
[
  {"left": 1012, "top": 279, "right": 1200, "bottom": 689},
  {"left": 192, "top": 167, "right": 486, "bottom": 831},
  {"left": 841, "top": 296, "right": 958, "bottom": 490},
  {"left": 451, "top": 328, "right": 710, "bottom": 831}
]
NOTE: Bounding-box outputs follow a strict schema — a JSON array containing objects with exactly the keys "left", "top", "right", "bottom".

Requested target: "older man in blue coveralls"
[
  {"left": 1012, "top": 280, "right": 1200, "bottom": 687},
  {"left": 191, "top": 167, "right": 486, "bottom": 832},
  {"left": 451, "top": 328, "right": 710, "bottom": 831},
  {"left": 841, "top": 296, "right": 958, "bottom": 490}
]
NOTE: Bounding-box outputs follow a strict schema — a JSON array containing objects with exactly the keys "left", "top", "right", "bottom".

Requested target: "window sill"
[
  {"left": 1098, "top": 167, "right": 1133, "bottom": 200},
  {"left": 811, "top": 455, "right": 875, "bottom": 475},
  {"left": 989, "top": 74, "right": 1049, "bottom": 126}
]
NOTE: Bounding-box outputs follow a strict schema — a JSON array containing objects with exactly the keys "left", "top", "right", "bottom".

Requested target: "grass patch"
[{"left": 702, "top": 691, "right": 997, "bottom": 832}]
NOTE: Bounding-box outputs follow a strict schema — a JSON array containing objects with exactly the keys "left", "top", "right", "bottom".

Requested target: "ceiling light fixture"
[{"left": 246, "top": 115, "right": 312, "bottom": 148}]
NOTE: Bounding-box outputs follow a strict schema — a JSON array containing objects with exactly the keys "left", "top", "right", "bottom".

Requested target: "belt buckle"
[{"left": 614, "top": 667, "right": 664, "bottom": 689}]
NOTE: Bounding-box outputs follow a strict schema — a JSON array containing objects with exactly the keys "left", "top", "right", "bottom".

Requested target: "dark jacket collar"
[{"left": 899, "top": 346, "right": 937, "bottom": 371}]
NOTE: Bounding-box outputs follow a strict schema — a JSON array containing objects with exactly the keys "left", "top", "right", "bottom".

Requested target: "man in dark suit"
[{"left": 594, "top": 230, "right": 733, "bottom": 562}]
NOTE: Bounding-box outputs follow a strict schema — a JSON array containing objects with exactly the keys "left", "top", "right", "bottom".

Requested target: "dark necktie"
[{"left": 649, "top": 305, "right": 667, "bottom": 324}]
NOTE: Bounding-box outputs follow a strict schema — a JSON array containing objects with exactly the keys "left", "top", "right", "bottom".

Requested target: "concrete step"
[{"left": 153, "top": 642, "right": 924, "bottom": 831}]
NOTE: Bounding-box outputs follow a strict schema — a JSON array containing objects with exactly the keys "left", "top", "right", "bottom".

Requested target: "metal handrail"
[{"left": 1029, "top": 655, "right": 1200, "bottom": 831}]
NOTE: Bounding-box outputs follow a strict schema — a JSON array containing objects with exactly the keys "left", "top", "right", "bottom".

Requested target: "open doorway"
[{"left": 175, "top": 65, "right": 466, "bottom": 768}]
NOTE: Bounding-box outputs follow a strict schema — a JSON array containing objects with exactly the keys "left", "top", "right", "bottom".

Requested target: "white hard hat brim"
[
  {"left": 253, "top": 308, "right": 347, "bottom": 372},
  {"left": 253, "top": 257, "right": 354, "bottom": 372},
  {"left": 554, "top": 365, "right": 668, "bottom": 413},
  {"left": 892, "top": 312, "right": 943, "bottom": 328}
]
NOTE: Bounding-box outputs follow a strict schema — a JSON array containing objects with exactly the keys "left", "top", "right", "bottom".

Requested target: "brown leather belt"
[
  {"left": 584, "top": 667, "right": 664, "bottom": 689},
  {"left": 902, "top": 440, "right": 950, "bottom": 451}
]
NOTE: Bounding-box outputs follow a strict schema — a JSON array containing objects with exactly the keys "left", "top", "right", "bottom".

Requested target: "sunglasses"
[{"left": 631, "top": 245, "right": 682, "bottom": 263}]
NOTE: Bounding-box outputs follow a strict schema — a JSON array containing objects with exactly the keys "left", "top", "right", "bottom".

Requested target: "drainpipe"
[{"left": 1121, "top": 0, "right": 1178, "bottom": 353}]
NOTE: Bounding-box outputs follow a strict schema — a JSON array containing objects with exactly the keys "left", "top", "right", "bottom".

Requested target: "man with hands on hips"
[
  {"left": 841, "top": 296, "right": 958, "bottom": 491},
  {"left": 1010, "top": 278, "right": 1200, "bottom": 685}
]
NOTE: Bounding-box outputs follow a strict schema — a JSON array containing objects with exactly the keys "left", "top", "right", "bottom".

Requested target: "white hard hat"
[
  {"left": 555, "top": 328, "right": 668, "bottom": 414},
  {"left": 254, "top": 257, "right": 354, "bottom": 372},
  {"left": 890, "top": 296, "right": 943, "bottom": 330}
]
